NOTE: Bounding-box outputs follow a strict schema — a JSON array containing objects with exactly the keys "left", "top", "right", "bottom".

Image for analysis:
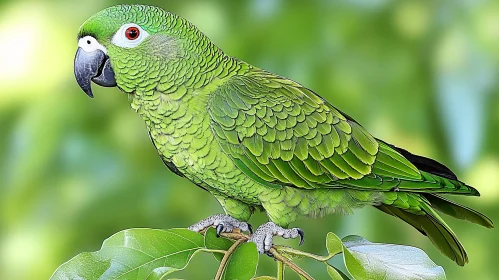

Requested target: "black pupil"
[{"left": 128, "top": 29, "right": 138, "bottom": 39}]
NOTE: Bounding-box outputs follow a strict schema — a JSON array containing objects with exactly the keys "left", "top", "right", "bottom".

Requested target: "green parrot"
[{"left": 74, "top": 4, "right": 493, "bottom": 266}]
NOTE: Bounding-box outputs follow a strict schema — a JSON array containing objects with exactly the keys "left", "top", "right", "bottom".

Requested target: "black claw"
[
  {"left": 297, "top": 228, "right": 305, "bottom": 246},
  {"left": 216, "top": 224, "right": 224, "bottom": 237},
  {"left": 248, "top": 223, "right": 254, "bottom": 234},
  {"left": 265, "top": 251, "right": 275, "bottom": 258}
]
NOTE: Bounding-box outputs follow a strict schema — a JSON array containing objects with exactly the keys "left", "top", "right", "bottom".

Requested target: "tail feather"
[
  {"left": 425, "top": 194, "right": 494, "bottom": 229},
  {"left": 376, "top": 202, "right": 468, "bottom": 266},
  {"left": 376, "top": 141, "right": 492, "bottom": 265}
]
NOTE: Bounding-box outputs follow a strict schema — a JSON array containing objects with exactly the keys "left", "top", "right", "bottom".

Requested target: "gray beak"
[{"left": 74, "top": 47, "right": 116, "bottom": 98}]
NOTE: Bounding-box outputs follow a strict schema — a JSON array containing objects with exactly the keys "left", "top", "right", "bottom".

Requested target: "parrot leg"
[
  {"left": 248, "top": 222, "right": 304, "bottom": 254},
  {"left": 188, "top": 214, "right": 253, "bottom": 236}
]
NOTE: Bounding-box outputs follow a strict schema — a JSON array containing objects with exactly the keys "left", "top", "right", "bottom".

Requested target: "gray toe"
[
  {"left": 188, "top": 214, "right": 251, "bottom": 234},
  {"left": 248, "top": 222, "right": 304, "bottom": 254}
]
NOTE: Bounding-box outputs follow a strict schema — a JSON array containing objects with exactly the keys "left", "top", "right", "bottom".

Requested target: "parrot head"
[{"left": 74, "top": 4, "right": 209, "bottom": 97}]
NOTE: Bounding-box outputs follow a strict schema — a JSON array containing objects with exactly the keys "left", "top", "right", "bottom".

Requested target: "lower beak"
[{"left": 74, "top": 47, "right": 117, "bottom": 98}]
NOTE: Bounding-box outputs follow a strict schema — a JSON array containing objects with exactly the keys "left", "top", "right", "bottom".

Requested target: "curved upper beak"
[{"left": 74, "top": 47, "right": 117, "bottom": 98}]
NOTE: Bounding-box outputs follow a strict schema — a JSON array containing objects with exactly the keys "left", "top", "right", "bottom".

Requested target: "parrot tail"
[
  {"left": 376, "top": 194, "right": 493, "bottom": 266},
  {"left": 374, "top": 141, "right": 492, "bottom": 265}
]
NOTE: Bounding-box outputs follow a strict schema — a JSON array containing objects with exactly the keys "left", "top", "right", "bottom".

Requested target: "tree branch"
[
  {"left": 269, "top": 247, "right": 313, "bottom": 280},
  {"left": 275, "top": 245, "right": 336, "bottom": 262},
  {"left": 199, "top": 248, "right": 228, "bottom": 254},
  {"left": 214, "top": 238, "right": 245, "bottom": 280},
  {"left": 277, "top": 260, "right": 284, "bottom": 280},
  {"left": 212, "top": 229, "right": 315, "bottom": 279}
]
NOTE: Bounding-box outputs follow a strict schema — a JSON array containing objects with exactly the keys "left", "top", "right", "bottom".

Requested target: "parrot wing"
[{"left": 208, "top": 69, "right": 478, "bottom": 195}]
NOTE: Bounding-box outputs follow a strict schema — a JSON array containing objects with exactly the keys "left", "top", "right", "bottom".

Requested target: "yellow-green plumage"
[{"left": 77, "top": 4, "right": 493, "bottom": 266}]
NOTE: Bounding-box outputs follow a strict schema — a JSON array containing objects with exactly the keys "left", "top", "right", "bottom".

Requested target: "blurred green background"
[{"left": 1, "top": 0, "right": 498, "bottom": 279}]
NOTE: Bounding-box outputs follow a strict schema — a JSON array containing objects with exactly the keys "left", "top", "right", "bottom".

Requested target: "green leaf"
[
  {"left": 221, "top": 242, "right": 258, "bottom": 280},
  {"left": 50, "top": 252, "right": 111, "bottom": 280},
  {"left": 341, "top": 235, "right": 446, "bottom": 280},
  {"left": 342, "top": 245, "right": 370, "bottom": 280},
  {"left": 326, "top": 264, "right": 351, "bottom": 280},
  {"left": 252, "top": 277, "right": 277, "bottom": 280},
  {"left": 326, "top": 232, "right": 343, "bottom": 256},
  {"left": 50, "top": 228, "right": 204, "bottom": 280},
  {"left": 204, "top": 227, "right": 233, "bottom": 262}
]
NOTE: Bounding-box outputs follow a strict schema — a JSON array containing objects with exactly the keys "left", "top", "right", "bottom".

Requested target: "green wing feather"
[{"left": 208, "top": 68, "right": 478, "bottom": 196}]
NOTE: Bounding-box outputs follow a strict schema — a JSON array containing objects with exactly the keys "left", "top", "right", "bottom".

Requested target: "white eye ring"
[
  {"left": 78, "top": 36, "right": 107, "bottom": 54},
  {"left": 112, "top": 23, "right": 150, "bottom": 48}
]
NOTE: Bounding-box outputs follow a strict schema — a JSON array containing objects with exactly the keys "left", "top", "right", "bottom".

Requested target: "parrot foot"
[
  {"left": 188, "top": 214, "right": 253, "bottom": 236},
  {"left": 248, "top": 222, "right": 304, "bottom": 254}
]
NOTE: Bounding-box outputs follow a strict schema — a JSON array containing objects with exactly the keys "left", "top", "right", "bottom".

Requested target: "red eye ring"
[{"left": 125, "top": 27, "right": 140, "bottom": 40}]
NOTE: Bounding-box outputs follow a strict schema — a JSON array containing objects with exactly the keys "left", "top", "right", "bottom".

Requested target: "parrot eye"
[
  {"left": 112, "top": 23, "right": 150, "bottom": 49},
  {"left": 125, "top": 27, "right": 140, "bottom": 40}
]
